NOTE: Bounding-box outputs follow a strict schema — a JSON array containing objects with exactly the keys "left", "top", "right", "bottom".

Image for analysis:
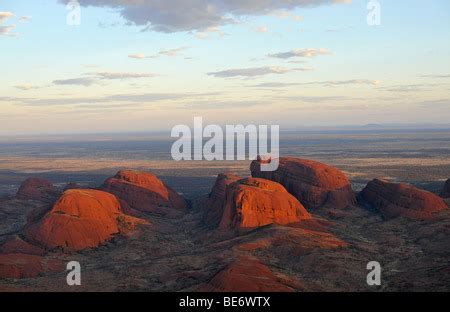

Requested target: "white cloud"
[
  {"left": 53, "top": 71, "right": 156, "bottom": 86},
  {"left": 93, "top": 72, "right": 156, "bottom": 79},
  {"left": 128, "top": 53, "right": 147, "bottom": 59},
  {"left": 194, "top": 27, "right": 225, "bottom": 39},
  {"left": 19, "top": 16, "right": 32, "bottom": 22},
  {"left": 0, "top": 12, "right": 14, "bottom": 24},
  {"left": 158, "top": 47, "right": 188, "bottom": 57},
  {"left": 268, "top": 48, "right": 332, "bottom": 59},
  {"left": 255, "top": 26, "right": 269, "bottom": 33},
  {"left": 69, "top": 0, "right": 350, "bottom": 33},
  {"left": 251, "top": 79, "right": 380, "bottom": 88},
  {"left": 207, "top": 66, "right": 313, "bottom": 78},
  {"left": 54, "top": 77, "right": 97, "bottom": 86},
  {"left": 128, "top": 47, "right": 188, "bottom": 59},
  {"left": 0, "top": 24, "right": 16, "bottom": 36},
  {"left": 271, "top": 10, "right": 304, "bottom": 22},
  {"left": 420, "top": 74, "right": 450, "bottom": 79},
  {"left": 14, "top": 84, "right": 36, "bottom": 91}
]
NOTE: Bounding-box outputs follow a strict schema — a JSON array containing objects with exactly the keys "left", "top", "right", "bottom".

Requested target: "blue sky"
[{"left": 1, "top": 0, "right": 450, "bottom": 135}]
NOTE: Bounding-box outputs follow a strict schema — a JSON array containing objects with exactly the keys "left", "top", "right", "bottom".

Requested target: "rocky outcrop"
[
  {"left": 360, "top": 179, "right": 448, "bottom": 220},
  {"left": 0, "top": 236, "right": 45, "bottom": 256},
  {"left": 0, "top": 254, "right": 62, "bottom": 279},
  {"left": 219, "top": 178, "right": 311, "bottom": 230},
  {"left": 102, "top": 170, "right": 187, "bottom": 216},
  {"left": 16, "top": 177, "right": 59, "bottom": 201},
  {"left": 203, "top": 257, "right": 302, "bottom": 292},
  {"left": 24, "top": 189, "right": 146, "bottom": 251},
  {"left": 251, "top": 157, "right": 356, "bottom": 210},
  {"left": 204, "top": 173, "right": 241, "bottom": 228},
  {"left": 441, "top": 179, "right": 450, "bottom": 198}
]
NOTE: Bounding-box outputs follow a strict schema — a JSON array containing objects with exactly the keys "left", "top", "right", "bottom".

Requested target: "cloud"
[
  {"left": 271, "top": 10, "right": 304, "bottom": 21},
  {"left": 251, "top": 79, "right": 379, "bottom": 88},
  {"left": 207, "top": 66, "right": 313, "bottom": 78},
  {"left": 282, "top": 95, "right": 348, "bottom": 103},
  {"left": 255, "top": 26, "right": 269, "bottom": 33},
  {"left": 194, "top": 26, "right": 225, "bottom": 39},
  {"left": 0, "top": 12, "right": 17, "bottom": 36},
  {"left": 53, "top": 71, "right": 155, "bottom": 87},
  {"left": 0, "top": 12, "right": 14, "bottom": 23},
  {"left": 19, "top": 16, "right": 32, "bottom": 22},
  {"left": 53, "top": 77, "right": 97, "bottom": 86},
  {"left": 68, "top": 0, "right": 350, "bottom": 33},
  {"left": 14, "top": 84, "right": 36, "bottom": 91},
  {"left": 128, "top": 53, "right": 147, "bottom": 59},
  {"left": 268, "top": 48, "right": 332, "bottom": 59},
  {"left": 128, "top": 47, "right": 188, "bottom": 59},
  {"left": 378, "top": 83, "right": 445, "bottom": 93},
  {"left": 0, "top": 24, "right": 16, "bottom": 36},
  {"left": 17, "top": 92, "right": 220, "bottom": 106},
  {"left": 93, "top": 72, "right": 156, "bottom": 79},
  {"left": 420, "top": 74, "right": 450, "bottom": 79},
  {"left": 158, "top": 47, "right": 188, "bottom": 57}
]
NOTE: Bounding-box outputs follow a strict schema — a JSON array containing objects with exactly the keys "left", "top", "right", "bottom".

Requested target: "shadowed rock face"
[
  {"left": 24, "top": 189, "right": 145, "bottom": 251},
  {"left": 219, "top": 178, "right": 311, "bottom": 230},
  {"left": 204, "top": 173, "right": 241, "bottom": 228},
  {"left": 202, "top": 257, "right": 302, "bottom": 292},
  {"left": 0, "top": 253, "right": 62, "bottom": 279},
  {"left": 0, "top": 236, "right": 45, "bottom": 256},
  {"left": 16, "top": 177, "right": 59, "bottom": 201},
  {"left": 251, "top": 157, "right": 356, "bottom": 210},
  {"left": 102, "top": 170, "right": 187, "bottom": 216},
  {"left": 441, "top": 179, "right": 450, "bottom": 198},
  {"left": 361, "top": 179, "right": 449, "bottom": 220}
]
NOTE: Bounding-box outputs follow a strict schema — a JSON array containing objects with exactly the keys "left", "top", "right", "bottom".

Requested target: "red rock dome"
[
  {"left": 0, "top": 253, "right": 62, "bottom": 279},
  {"left": 251, "top": 157, "right": 356, "bottom": 210},
  {"left": 24, "top": 189, "right": 144, "bottom": 251},
  {"left": 16, "top": 177, "right": 59, "bottom": 201},
  {"left": 219, "top": 177, "right": 311, "bottom": 230},
  {"left": 204, "top": 173, "right": 241, "bottom": 227},
  {"left": 0, "top": 236, "right": 45, "bottom": 256},
  {"left": 361, "top": 179, "right": 448, "bottom": 220},
  {"left": 203, "top": 257, "right": 301, "bottom": 292},
  {"left": 102, "top": 170, "right": 187, "bottom": 216}
]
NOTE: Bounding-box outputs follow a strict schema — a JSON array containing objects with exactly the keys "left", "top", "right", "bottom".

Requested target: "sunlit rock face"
[
  {"left": 361, "top": 179, "right": 449, "bottom": 220},
  {"left": 251, "top": 157, "right": 356, "bottom": 210},
  {"left": 219, "top": 177, "right": 311, "bottom": 230}
]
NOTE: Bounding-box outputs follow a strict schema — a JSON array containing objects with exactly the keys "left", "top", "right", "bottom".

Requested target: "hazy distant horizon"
[{"left": 2, "top": 123, "right": 450, "bottom": 141}]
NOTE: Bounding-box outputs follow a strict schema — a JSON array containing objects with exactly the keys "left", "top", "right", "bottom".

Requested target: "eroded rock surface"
[{"left": 251, "top": 157, "right": 356, "bottom": 209}]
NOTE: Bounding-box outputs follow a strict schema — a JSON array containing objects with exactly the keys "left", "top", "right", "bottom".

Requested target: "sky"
[{"left": 0, "top": 0, "right": 450, "bottom": 135}]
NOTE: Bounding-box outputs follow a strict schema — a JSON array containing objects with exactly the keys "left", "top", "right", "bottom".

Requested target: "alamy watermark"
[
  {"left": 367, "top": 0, "right": 381, "bottom": 26},
  {"left": 66, "top": 0, "right": 81, "bottom": 26},
  {"left": 171, "top": 117, "right": 280, "bottom": 171},
  {"left": 367, "top": 261, "right": 381, "bottom": 286},
  {"left": 66, "top": 261, "right": 81, "bottom": 286}
]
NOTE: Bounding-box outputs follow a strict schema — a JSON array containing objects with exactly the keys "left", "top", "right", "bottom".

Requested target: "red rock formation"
[
  {"left": 0, "top": 236, "right": 45, "bottom": 256},
  {"left": 24, "top": 189, "right": 145, "bottom": 251},
  {"left": 441, "top": 179, "right": 450, "bottom": 198},
  {"left": 203, "top": 257, "right": 302, "bottom": 292},
  {"left": 361, "top": 179, "right": 449, "bottom": 220},
  {"left": 251, "top": 157, "right": 356, "bottom": 210},
  {"left": 219, "top": 178, "right": 311, "bottom": 230},
  {"left": 204, "top": 173, "right": 241, "bottom": 227},
  {"left": 102, "top": 170, "right": 187, "bottom": 216},
  {"left": 16, "top": 177, "right": 59, "bottom": 201},
  {"left": 0, "top": 254, "right": 62, "bottom": 279}
]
